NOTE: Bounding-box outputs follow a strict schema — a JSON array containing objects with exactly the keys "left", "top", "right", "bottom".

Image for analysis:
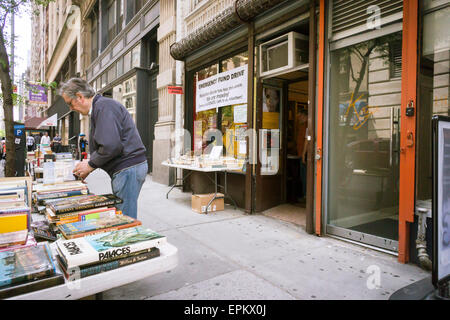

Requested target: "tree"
[{"left": 0, "top": 0, "right": 54, "bottom": 176}]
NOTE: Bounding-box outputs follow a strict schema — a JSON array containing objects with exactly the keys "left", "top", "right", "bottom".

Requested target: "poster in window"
[{"left": 262, "top": 87, "right": 281, "bottom": 129}]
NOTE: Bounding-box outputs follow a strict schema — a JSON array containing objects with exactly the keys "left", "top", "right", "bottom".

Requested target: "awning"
[
  {"left": 170, "top": 0, "right": 287, "bottom": 61},
  {"left": 24, "top": 116, "right": 50, "bottom": 130},
  {"left": 37, "top": 114, "right": 58, "bottom": 128}
]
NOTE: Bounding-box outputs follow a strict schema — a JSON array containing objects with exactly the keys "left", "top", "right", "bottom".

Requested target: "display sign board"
[
  {"left": 28, "top": 84, "right": 47, "bottom": 104},
  {"left": 196, "top": 65, "right": 248, "bottom": 112},
  {"left": 432, "top": 115, "right": 450, "bottom": 287}
]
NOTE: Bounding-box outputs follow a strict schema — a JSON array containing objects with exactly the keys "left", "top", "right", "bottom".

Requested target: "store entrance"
[{"left": 257, "top": 73, "right": 310, "bottom": 229}]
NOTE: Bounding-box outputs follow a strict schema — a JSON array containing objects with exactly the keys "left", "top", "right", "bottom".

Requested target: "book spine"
[
  {"left": 64, "top": 236, "right": 167, "bottom": 268},
  {"left": 0, "top": 211, "right": 30, "bottom": 216},
  {"left": 69, "top": 249, "right": 160, "bottom": 278},
  {"left": 64, "top": 221, "right": 142, "bottom": 239},
  {"left": 52, "top": 199, "right": 116, "bottom": 214}
]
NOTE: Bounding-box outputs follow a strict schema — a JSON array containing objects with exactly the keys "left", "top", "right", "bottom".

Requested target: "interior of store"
[{"left": 262, "top": 76, "right": 310, "bottom": 228}]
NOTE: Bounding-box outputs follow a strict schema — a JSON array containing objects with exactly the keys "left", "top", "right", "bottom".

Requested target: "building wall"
[{"left": 152, "top": 0, "right": 177, "bottom": 184}]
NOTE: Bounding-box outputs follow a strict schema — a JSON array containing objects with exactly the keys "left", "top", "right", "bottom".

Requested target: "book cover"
[
  {"left": 0, "top": 234, "right": 37, "bottom": 253},
  {"left": 79, "top": 207, "right": 117, "bottom": 221},
  {"left": 58, "top": 247, "right": 160, "bottom": 279},
  {"left": 49, "top": 194, "right": 123, "bottom": 214},
  {"left": 0, "top": 242, "right": 56, "bottom": 288},
  {"left": 31, "top": 220, "right": 58, "bottom": 242},
  {"left": 58, "top": 215, "right": 140, "bottom": 238},
  {"left": 0, "top": 272, "right": 64, "bottom": 299},
  {"left": 56, "top": 227, "right": 167, "bottom": 268},
  {"left": 0, "top": 213, "right": 28, "bottom": 233},
  {"left": 0, "top": 230, "right": 28, "bottom": 248},
  {"left": 42, "top": 194, "right": 95, "bottom": 207}
]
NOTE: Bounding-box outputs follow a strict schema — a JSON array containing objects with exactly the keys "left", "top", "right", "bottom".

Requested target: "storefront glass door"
[{"left": 326, "top": 32, "right": 403, "bottom": 251}]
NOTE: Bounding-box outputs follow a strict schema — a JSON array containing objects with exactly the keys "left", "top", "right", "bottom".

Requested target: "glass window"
[
  {"left": 107, "top": 0, "right": 117, "bottom": 44},
  {"left": 101, "top": 72, "right": 108, "bottom": 88},
  {"left": 191, "top": 51, "right": 248, "bottom": 171},
  {"left": 122, "top": 75, "right": 137, "bottom": 123},
  {"left": 221, "top": 52, "right": 248, "bottom": 72},
  {"left": 327, "top": 32, "right": 403, "bottom": 242},
  {"left": 91, "top": 11, "right": 99, "bottom": 61},
  {"left": 132, "top": 44, "right": 141, "bottom": 68},
  {"left": 417, "top": 3, "right": 450, "bottom": 201},
  {"left": 107, "top": 63, "right": 116, "bottom": 83},
  {"left": 123, "top": 50, "right": 132, "bottom": 73},
  {"left": 116, "top": 57, "right": 123, "bottom": 77}
]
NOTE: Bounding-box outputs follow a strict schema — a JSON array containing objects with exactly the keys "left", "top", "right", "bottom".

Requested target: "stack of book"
[
  {"left": 45, "top": 194, "right": 123, "bottom": 225},
  {"left": 55, "top": 227, "right": 166, "bottom": 279},
  {"left": 57, "top": 214, "right": 141, "bottom": 239},
  {"left": 33, "top": 181, "right": 90, "bottom": 208},
  {"left": 0, "top": 242, "right": 64, "bottom": 298},
  {"left": 0, "top": 178, "right": 33, "bottom": 250}
]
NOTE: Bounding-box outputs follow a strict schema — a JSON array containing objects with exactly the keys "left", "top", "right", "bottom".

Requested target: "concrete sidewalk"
[{"left": 85, "top": 170, "right": 430, "bottom": 300}]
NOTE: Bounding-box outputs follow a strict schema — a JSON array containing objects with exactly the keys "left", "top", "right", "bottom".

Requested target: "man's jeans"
[{"left": 111, "top": 161, "right": 148, "bottom": 219}]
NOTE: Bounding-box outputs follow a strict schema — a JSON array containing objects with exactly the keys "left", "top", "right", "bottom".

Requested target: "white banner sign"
[{"left": 196, "top": 65, "right": 248, "bottom": 112}]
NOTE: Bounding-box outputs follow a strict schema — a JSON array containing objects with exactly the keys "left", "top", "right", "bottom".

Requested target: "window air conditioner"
[{"left": 259, "top": 31, "right": 309, "bottom": 78}]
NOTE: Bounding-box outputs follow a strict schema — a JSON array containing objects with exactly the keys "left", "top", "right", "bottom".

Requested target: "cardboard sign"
[{"left": 196, "top": 65, "right": 248, "bottom": 112}]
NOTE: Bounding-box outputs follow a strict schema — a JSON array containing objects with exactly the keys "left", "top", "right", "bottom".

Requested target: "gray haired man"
[{"left": 59, "top": 78, "right": 148, "bottom": 220}]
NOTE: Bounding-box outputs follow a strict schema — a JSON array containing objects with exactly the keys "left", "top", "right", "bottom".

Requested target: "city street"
[{"left": 84, "top": 169, "right": 430, "bottom": 300}]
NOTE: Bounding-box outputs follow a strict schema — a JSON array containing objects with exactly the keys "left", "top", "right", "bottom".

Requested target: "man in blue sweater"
[{"left": 59, "top": 78, "right": 148, "bottom": 220}]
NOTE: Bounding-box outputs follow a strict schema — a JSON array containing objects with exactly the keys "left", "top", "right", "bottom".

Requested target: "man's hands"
[{"left": 73, "top": 160, "right": 95, "bottom": 182}]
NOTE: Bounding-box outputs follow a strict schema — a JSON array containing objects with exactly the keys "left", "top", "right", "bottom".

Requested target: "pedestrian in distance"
[
  {"left": 40, "top": 132, "right": 51, "bottom": 147},
  {"left": 79, "top": 133, "right": 88, "bottom": 160},
  {"left": 26, "top": 134, "right": 35, "bottom": 152},
  {"left": 52, "top": 133, "right": 62, "bottom": 153},
  {"left": 59, "top": 78, "right": 148, "bottom": 220}
]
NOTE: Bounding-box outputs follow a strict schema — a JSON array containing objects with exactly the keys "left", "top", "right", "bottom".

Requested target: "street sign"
[{"left": 168, "top": 86, "right": 183, "bottom": 94}]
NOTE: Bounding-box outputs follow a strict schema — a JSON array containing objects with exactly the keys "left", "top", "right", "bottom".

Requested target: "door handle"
[{"left": 406, "top": 131, "right": 414, "bottom": 148}]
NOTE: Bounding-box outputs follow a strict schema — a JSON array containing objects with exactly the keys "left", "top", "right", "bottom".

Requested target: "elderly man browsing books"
[{"left": 59, "top": 78, "right": 148, "bottom": 220}]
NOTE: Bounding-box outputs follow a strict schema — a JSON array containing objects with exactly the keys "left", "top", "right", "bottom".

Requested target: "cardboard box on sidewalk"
[{"left": 191, "top": 193, "right": 224, "bottom": 214}]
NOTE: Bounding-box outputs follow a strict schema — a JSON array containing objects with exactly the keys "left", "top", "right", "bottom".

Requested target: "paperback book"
[
  {"left": 58, "top": 215, "right": 141, "bottom": 239},
  {"left": 56, "top": 227, "right": 166, "bottom": 268},
  {"left": 48, "top": 194, "right": 123, "bottom": 215},
  {"left": 0, "top": 242, "right": 56, "bottom": 288}
]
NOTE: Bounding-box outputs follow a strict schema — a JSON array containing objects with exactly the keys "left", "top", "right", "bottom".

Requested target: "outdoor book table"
[
  {"left": 7, "top": 242, "right": 178, "bottom": 300},
  {"left": 162, "top": 161, "right": 238, "bottom": 214}
]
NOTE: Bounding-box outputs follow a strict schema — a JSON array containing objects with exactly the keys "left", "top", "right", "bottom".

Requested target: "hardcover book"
[
  {"left": 36, "top": 189, "right": 89, "bottom": 205},
  {"left": 57, "top": 247, "right": 160, "bottom": 279},
  {"left": 56, "top": 227, "right": 167, "bottom": 268},
  {"left": 0, "top": 272, "right": 64, "bottom": 299},
  {"left": 0, "top": 242, "right": 56, "bottom": 288},
  {"left": 48, "top": 194, "right": 123, "bottom": 215},
  {"left": 58, "top": 215, "right": 141, "bottom": 239},
  {"left": 0, "top": 230, "right": 28, "bottom": 248}
]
